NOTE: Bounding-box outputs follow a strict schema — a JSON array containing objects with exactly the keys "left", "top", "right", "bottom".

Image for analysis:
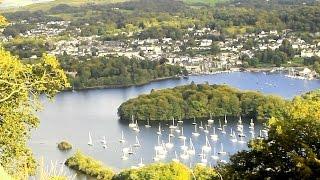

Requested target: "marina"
[{"left": 29, "top": 72, "right": 320, "bottom": 176}]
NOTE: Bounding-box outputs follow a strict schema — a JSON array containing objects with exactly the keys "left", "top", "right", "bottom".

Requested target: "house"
[{"left": 200, "top": 39, "right": 212, "bottom": 47}]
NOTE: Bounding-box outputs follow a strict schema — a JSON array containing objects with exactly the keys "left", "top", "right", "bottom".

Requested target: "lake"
[{"left": 29, "top": 72, "right": 320, "bottom": 178}]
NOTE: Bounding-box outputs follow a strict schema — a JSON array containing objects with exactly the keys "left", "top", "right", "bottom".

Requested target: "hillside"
[{"left": 1, "top": 0, "right": 132, "bottom": 12}]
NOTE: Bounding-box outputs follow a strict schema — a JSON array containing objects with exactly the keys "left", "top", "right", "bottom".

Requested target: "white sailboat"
[
  {"left": 221, "top": 125, "right": 226, "bottom": 134},
  {"left": 197, "top": 149, "right": 207, "bottom": 166},
  {"left": 138, "top": 158, "right": 145, "bottom": 167},
  {"left": 210, "top": 127, "right": 218, "bottom": 141},
  {"left": 249, "top": 119, "right": 254, "bottom": 129},
  {"left": 88, "top": 132, "right": 93, "bottom": 146},
  {"left": 153, "top": 150, "right": 160, "bottom": 162},
  {"left": 231, "top": 132, "right": 237, "bottom": 143},
  {"left": 238, "top": 136, "right": 246, "bottom": 144},
  {"left": 165, "top": 134, "right": 174, "bottom": 149},
  {"left": 159, "top": 142, "right": 167, "bottom": 159},
  {"left": 211, "top": 147, "right": 219, "bottom": 160},
  {"left": 132, "top": 120, "right": 140, "bottom": 132},
  {"left": 178, "top": 127, "right": 186, "bottom": 140},
  {"left": 192, "top": 124, "right": 200, "bottom": 137},
  {"left": 204, "top": 125, "right": 209, "bottom": 134},
  {"left": 237, "top": 116, "right": 243, "bottom": 132},
  {"left": 133, "top": 136, "right": 141, "bottom": 147},
  {"left": 187, "top": 138, "right": 195, "bottom": 155},
  {"left": 122, "top": 147, "right": 129, "bottom": 153},
  {"left": 157, "top": 123, "right": 162, "bottom": 135},
  {"left": 250, "top": 130, "right": 255, "bottom": 139},
  {"left": 169, "top": 117, "right": 177, "bottom": 129},
  {"left": 192, "top": 117, "right": 197, "bottom": 125},
  {"left": 238, "top": 130, "right": 246, "bottom": 137},
  {"left": 207, "top": 113, "right": 214, "bottom": 124},
  {"left": 202, "top": 136, "right": 211, "bottom": 152},
  {"left": 180, "top": 149, "right": 189, "bottom": 160},
  {"left": 129, "top": 115, "right": 136, "bottom": 128},
  {"left": 224, "top": 115, "right": 228, "bottom": 125},
  {"left": 145, "top": 119, "right": 151, "bottom": 128},
  {"left": 154, "top": 135, "right": 163, "bottom": 151},
  {"left": 229, "top": 128, "right": 233, "bottom": 137},
  {"left": 121, "top": 152, "right": 128, "bottom": 160},
  {"left": 180, "top": 138, "right": 188, "bottom": 151},
  {"left": 199, "top": 121, "right": 204, "bottom": 129},
  {"left": 175, "top": 125, "right": 181, "bottom": 133},
  {"left": 217, "top": 119, "right": 223, "bottom": 131},
  {"left": 101, "top": 136, "right": 107, "bottom": 148},
  {"left": 219, "top": 159, "right": 227, "bottom": 163},
  {"left": 257, "top": 129, "right": 264, "bottom": 140},
  {"left": 218, "top": 143, "right": 226, "bottom": 155},
  {"left": 128, "top": 146, "right": 134, "bottom": 155},
  {"left": 119, "top": 131, "right": 125, "bottom": 143},
  {"left": 172, "top": 151, "right": 180, "bottom": 162}
]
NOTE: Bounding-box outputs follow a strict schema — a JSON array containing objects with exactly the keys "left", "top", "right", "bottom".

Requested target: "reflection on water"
[{"left": 29, "top": 72, "right": 320, "bottom": 178}]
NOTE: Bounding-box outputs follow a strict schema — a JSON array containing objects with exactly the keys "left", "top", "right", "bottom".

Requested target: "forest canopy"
[
  {"left": 118, "top": 83, "right": 286, "bottom": 121},
  {"left": 60, "top": 55, "right": 186, "bottom": 89}
]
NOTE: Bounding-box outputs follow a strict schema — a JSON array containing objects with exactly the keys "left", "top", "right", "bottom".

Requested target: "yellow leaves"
[
  {"left": 0, "top": 47, "right": 69, "bottom": 176},
  {"left": 276, "top": 125, "right": 283, "bottom": 135},
  {"left": 0, "top": 15, "right": 8, "bottom": 28},
  {"left": 42, "top": 54, "right": 60, "bottom": 69},
  {"left": 288, "top": 96, "right": 320, "bottom": 121}
]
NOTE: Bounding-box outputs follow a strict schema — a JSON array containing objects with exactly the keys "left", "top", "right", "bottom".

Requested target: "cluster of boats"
[{"left": 87, "top": 115, "right": 269, "bottom": 168}]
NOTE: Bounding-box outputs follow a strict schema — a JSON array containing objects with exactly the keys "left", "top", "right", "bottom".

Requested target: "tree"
[
  {"left": 0, "top": 15, "right": 8, "bottom": 28},
  {"left": 113, "top": 162, "right": 191, "bottom": 180},
  {"left": 210, "top": 42, "right": 220, "bottom": 55},
  {"left": 221, "top": 91, "right": 320, "bottom": 179},
  {"left": 0, "top": 48, "right": 69, "bottom": 178}
]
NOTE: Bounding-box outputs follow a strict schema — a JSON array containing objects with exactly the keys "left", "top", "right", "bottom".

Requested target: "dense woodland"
[
  {"left": 118, "top": 83, "right": 286, "bottom": 121},
  {"left": 58, "top": 55, "right": 186, "bottom": 89},
  {"left": 3, "top": 0, "right": 320, "bottom": 38},
  {"left": 2, "top": 0, "right": 320, "bottom": 73}
]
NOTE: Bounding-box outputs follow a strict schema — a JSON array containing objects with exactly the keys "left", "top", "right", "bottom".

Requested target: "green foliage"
[
  {"left": 221, "top": 90, "right": 320, "bottom": 179},
  {"left": 118, "top": 84, "right": 286, "bottom": 121},
  {"left": 65, "top": 151, "right": 115, "bottom": 180},
  {"left": 0, "top": 48, "right": 70, "bottom": 177},
  {"left": 60, "top": 56, "right": 185, "bottom": 89},
  {"left": 113, "top": 162, "right": 191, "bottom": 180},
  {"left": 192, "top": 165, "right": 219, "bottom": 180},
  {"left": 4, "top": 37, "right": 53, "bottom": 59},
  {"left": 57, "top": 141, "right": 72, "bottom": 151}
]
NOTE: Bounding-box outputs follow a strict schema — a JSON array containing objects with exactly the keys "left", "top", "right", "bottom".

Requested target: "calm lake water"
[{"left": 29, "top": 72, "right": 320, "bottom": 178}]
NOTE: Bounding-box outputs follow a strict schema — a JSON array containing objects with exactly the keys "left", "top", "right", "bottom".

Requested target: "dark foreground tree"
[{"left": 221, "top": 91, "right": 320, "bottom": 179}]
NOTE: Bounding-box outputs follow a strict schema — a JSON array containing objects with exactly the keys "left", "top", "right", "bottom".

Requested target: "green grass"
[
  {"left": 3, "top": 0, "right": 132, "bottom": 12},
  {"left": 183, "top": 0, "right": 227, "bottom": 6}
]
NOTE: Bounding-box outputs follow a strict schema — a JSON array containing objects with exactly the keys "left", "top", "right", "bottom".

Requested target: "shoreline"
[
  {"left": 65, "top": 67, "right": 319, "bottom": 92},
  {"left": 68, "top": 76, "right": 182, "bottom": 91}
]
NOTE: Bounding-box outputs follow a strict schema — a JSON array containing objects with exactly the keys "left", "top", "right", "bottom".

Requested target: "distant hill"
[
  {"left": 2, "top": 0, "right": 132, "bottom": 12},
  {"left": 182, "top": 0, "right": 228, "bottom": 6}
]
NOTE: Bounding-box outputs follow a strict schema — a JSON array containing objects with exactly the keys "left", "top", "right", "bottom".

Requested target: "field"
[
  {"left": 183, "top": 0, "right": 228, "bottom": 6},
  {"left": 2, "top": 0, "right": 132, "bottom": 12}
]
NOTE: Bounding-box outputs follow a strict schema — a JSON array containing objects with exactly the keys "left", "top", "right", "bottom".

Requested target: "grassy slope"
[
  {"left": 3, "top": 0, "right": 132, "bottom": 12},
  {"left": 183, "top": 0, "right": 228, "bottom": 6}
]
